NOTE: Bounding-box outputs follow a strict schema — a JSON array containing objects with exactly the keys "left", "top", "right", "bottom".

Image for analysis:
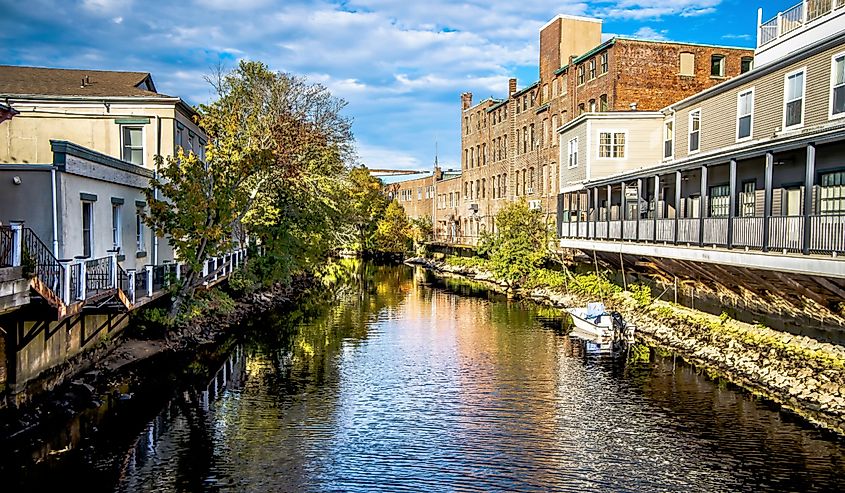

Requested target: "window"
[
  {"left": 737, "top": 89, "right": 754, "bottom": 140},
  {"left": 689, "top": 109, "right": 701, "bottom": 153},
  {"left": 831, "top": 53, "right": 845, "bottom": 117},
  {"left": 112, "top": 203, "right": 122, "bottom": 250},
  {"left": 543, "top": 84, "right": 549, "bottom": 102},
  {"left": 528, "top": 168, "right": 535, "bottom": 194},
  {"left": 552, "top": 79, "right": 558, "bottom": 97},
  {"left": 551, "top": 115, "right": 558, "bottom": 141},
  {"left": 136, "top": 209, "right": 145, "bottom": 251},
  {"left": 578, "top": 103, "right": 585, "bottom": 115},
  {"left": 529, "top": 124, "right": 535, "bottom": 150},
  {"left": 679, "top": 52, "right": 695, "bottom": 76},
  {"left": 741, "top": 57, "right": 754, "bottom": 74},
  {"left": 599, "top": 132, "right": 625, "bottom": 158},
  {"left": 567, "top": 138, "right": 578, "bottom": 168},
  {"left": 481, "top": 178, "right": 486, "bottom": 199},
  {"left": 175, "top": 124, "right": 184, "bottom": 152},
  {"left": 709, "top": 185, "right": 730, "bottom": 217},
  {"left": 589, "top": 99, "right": 596, "bottom": 112},
  {"left": 82, "top": 202, "right": 94, "bottom": 258},
  {"left": 589, "top": 59, "right": 596, "bottom": 79},
  {"left": 664, "top": 120, "right": 674, "bottom": 159},
  {"left": 599, "top": 94, "right": 608, "bottom": 112},
  {"left": 740, "top": 181, "right": 756, "bottom": 217},
  {"left": 711, "top": 55, "right": 725, "bottom": 77},
  {"left": 418, "top": 187, "right": 422, "bottom": 200},
  {"left": 121, "top": 126, "right": 144, "bottom": 165},
  {"left": 820, "top": 171, "right": 845, "bottom": 214},
  {"left": 577, "top": 65, "right": 585, "bottom": 85},
  {"left": 198, "top": 140, "right": 206, "bottom": 162},
  {"left": 600, "top": 52, "right": 608, "bottom": 74},
  {"left": 784, "top": 68, "right": 805, "bottom": 129}
]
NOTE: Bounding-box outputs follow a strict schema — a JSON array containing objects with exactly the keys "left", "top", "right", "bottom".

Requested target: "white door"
[{"left": 785, "top": 188, "right": 802, "bottom": 216}]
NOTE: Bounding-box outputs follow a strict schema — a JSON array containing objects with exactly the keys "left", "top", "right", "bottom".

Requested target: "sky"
[{"left": 1, "top": 0, "right": 800, "bottom": 171}]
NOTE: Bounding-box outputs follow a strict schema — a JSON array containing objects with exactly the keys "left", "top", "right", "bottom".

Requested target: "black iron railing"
[
  {"left": 0, "top": 226, "right": 12, "bottom": 267},
  {"left": 21, "top": 227, "right": 62, "bottom": 295},
  {"left": 560, "top": 214, "right": 845, "bottom": 255}
]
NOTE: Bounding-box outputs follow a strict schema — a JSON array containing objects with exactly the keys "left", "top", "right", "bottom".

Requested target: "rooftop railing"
[{"left": 758, "top": 0, "right": 845, "bottom": 48}]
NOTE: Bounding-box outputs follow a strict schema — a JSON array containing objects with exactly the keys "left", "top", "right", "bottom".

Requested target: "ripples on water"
[{"left": 6, "top": 263, "right": 845, "bottom": 492}]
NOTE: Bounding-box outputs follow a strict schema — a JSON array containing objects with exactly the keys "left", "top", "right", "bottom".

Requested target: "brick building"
[{"left": 452, "top": 14, "right": 754, "bottom": 244}]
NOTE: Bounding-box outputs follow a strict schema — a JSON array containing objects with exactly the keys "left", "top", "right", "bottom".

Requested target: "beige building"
[{"left": 0, "top": 66, "right": 207, "bottom": 269}]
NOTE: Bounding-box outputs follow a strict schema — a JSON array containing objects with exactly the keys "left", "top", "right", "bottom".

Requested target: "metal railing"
[
  {"left": 85, "top": 257, "right": 113, "bottom": 297},
  {"left": 0, "top": 226, "right": 12, "bottom": 267},
  {"left": 22, "top": 227, "right": 62, "bottom": 295},
  {"left": 768, "top": 216, "right": 804, "bottom": 252},
  {"left": 760, "top": 0, "right": 845, "bottom": 47},
  {"left": 561, "top": 214, "right": 845, "bottom": 256}
]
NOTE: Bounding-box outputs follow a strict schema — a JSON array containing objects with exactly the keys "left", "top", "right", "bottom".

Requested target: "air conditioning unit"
[
  {"left": 468, "top": 203, "right": 479, "bottom": 213},
  {"left": 526, "top": 187, "right": 534, "bottom": 195},
  {"left": 528, "top": 200, "right": 542, "bottom": 211}
]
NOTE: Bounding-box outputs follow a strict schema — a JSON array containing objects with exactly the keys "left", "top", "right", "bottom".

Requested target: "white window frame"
[
  {"left": 597, "top": 130, "right": 627, "bottom": 160},
  {"left": 663, "top": 118, "right": 674, "bottom": 160},
  {"left": 736, "top": 87, "right": 755, "bottom": 142},
  {"left": 82, "top": 201, "right": 94, "bottom": 259},
  {"left": 567, "top": 137, "right": 579, "bottom": 169},
  {"left": 120, "top": 125, "right": 145, "bottom": 166},
  {"left": 112, "top": 203, "right": 122, "bottom": 250},
  {"left": 136, "top": 208, "right": 145, "bottom": 252},
  {"left": 783, "top": 67, "right": 807, "bottom": 131},
  {"left": 830, "top": 51, "right": 845, "bottom": 120},
  {"left": 688, "top": 108, "right": 701, "bottom": 154}
]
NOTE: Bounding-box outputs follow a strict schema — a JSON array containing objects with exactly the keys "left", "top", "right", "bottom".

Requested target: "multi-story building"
[
  {"left": 557, "top": 2, "right": 845, "bottom": 338},
  {"left": 452, "top": 14, "right": 753, "bottom": 245},
  {"left": 0, "top": 65, "right": 207, "bottom": 269}
]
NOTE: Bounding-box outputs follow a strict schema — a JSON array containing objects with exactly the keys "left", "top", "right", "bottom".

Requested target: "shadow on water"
[{"left": 2, "top": 261, "right": 845, "bottom": 492}]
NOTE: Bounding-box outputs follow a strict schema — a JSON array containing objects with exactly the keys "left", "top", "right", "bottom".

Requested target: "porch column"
[
  {"left": 586, "top": 188, "right": 592, "bottom": 239},
  {"left": 575, "top": 190, "right": 581, "bottom": 237},
  {"left": 127, "top": 269, "right": 136, "bottom": 304},
  {"left": 699, "top": 165, "right": 708, "bottom": 247},
  {"left": 593, "top": 187, "right": 599, "bottom": 239},
  {"left": 619, "top": 181, "right": 626, "bottom": 240},
  {"left": 108, "top": 249, "right": 119, "bottom": 289},
  {"left": 75, "top": 256, "right": 87, "bottom": 301},
  {"left": 606, "top": 184, "right": 612, "bottom": 237},
  {"left": 653, "top": 175, "right": 660, "bottom": 242},
  {"left": 728, "top": 159, "right": 737, "bottom": 249},
  {"left": 763, "top": 152, "right": 774, "bottom": 252},
  {"left": 146, "top": 265, "right": 153, "bottom": 298},
  {"left": 60, "top": 259, "right": 72, "bottom": 306},
  {"left": 803, "top": 143, "right": 815, "bottom": 255},
  {"left": 674, "top": 170, "right": 682, "bottom": 244},
  {"left": 636, "top": 178, "right": 643, "bottom": 241},
  {"left": 10, "top": 221, "right": 23, "bottom": 267}
]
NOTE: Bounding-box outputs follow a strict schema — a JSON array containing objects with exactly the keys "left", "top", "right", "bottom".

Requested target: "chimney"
[
  {"left": 508, "top": 78, "right": 517, "bottom": 97},
  {"left": 461, "top": 92, "right": 473, "bottom": 110}
]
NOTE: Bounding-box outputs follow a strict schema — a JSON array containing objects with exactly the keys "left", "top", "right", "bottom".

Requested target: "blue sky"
[{"left": 1, "top": 0, "right": 799, "bottom": 170}]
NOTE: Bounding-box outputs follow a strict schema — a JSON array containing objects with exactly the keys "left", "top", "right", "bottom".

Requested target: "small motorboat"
[{"left": 566, "top": 302, "right": 635, "bottom": 353}]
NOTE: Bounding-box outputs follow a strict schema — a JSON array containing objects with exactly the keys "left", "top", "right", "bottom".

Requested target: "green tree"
[
  {"left": 373, "top": 201, "right": 412, "bottom": 253},
  {"left": 487, "top": 199, "right": 548, "bottom": 293},
  {"left": 343, "top": 167, "right": 389, "bottom": 252},
  {"left": 145, "top": 60, "right": 354, "bottom": 316}
]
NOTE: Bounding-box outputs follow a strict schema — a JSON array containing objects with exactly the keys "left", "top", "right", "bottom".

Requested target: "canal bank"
[
  {"left": 406, "top": 256, "right": 845, "bottom": 436},
  {"left": 0, "top": 272, "right": 320, "bottom": 442}
]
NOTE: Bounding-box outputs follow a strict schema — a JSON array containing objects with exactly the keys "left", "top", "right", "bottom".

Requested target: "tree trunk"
[{"left": 168, "top": 269, "right": 197, "bottom": 319}]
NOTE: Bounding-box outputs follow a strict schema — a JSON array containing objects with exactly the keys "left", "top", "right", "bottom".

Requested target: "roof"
[{"left": 0, "top": 65, "right": 169, "bottom": 98}]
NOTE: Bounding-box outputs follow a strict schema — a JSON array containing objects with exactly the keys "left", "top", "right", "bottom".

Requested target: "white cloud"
[
  {"left": 356, "top": 143, "right": 421, "bottom": 170},
  {"left": 81, "top": 0, "right": 131, "bottom": 13},
  {"left": 633, "top": 26, "right": 669, "bottom": 40}
]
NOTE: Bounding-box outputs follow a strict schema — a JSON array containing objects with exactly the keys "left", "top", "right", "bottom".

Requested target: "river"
[{"left": 3, "top": 262, "right": 845, "bottom": 492}]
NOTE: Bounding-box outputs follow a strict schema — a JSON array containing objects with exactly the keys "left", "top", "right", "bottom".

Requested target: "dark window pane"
[
  {"left": 738, "top": 116, "right": 751, "bottom": 138},
  {"left": 834, "top": 86, "right": 845, "bottom": 115},
  {"left": 786, "top": 100, "right": 802, "bottom": 126},
  {"left": 690, "top": 132, "right": 700, "bottom": 151}
]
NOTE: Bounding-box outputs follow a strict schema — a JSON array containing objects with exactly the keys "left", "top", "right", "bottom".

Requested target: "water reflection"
[{"left": 6, "top": 262, "right": 845, "bottom": 492}]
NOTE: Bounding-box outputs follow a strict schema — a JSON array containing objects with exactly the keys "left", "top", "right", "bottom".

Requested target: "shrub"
[
  {"left": 567, "top": 272, "right": 621, "bottom": 299},
  {"left": 524, "top": 268, "right": 569, "bottom": 290},
  {"left": 629, "top": 283, "right": 652, "bottom": 307}
]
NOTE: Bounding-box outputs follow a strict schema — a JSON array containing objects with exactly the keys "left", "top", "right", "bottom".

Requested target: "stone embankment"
[{"left": 407, "top": 256, "right": 845, "bottom": 435}]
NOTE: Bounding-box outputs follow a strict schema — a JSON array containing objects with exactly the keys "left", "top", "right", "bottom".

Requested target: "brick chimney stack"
[
  {"left": 508, "top": 78, "right": 517, "bottom": 97},
  {"left": 461, "top": 92, "right": 473, "bottom": 110}
]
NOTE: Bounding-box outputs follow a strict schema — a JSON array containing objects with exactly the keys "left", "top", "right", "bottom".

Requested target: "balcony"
[
  {"left": 756, "top": 1, "right": 845, "bottom": 66},
  {"left": 560, "top": 214, "right": 845, "bottom": 278}
]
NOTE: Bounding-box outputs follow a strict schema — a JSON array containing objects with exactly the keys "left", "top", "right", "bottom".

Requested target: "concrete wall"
[{"left": 0, "top": 167, "right": 56, "bottom": 245}]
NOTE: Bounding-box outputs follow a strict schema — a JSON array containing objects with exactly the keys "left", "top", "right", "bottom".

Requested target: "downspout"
[
  {"left": 51, "top": 166, "right": 59, "bottom": 257},
  {"left": 154, "top": 115, "right": 161, "bottom": 265}
]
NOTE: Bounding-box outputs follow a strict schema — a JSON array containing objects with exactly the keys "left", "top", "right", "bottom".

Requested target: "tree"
[
  {"left": 144, "top": 60, "right": 354, "bottom": 316},
  {"left": 343, "top": 167, "right": 389, "bottom": 252},
  {"left": 487, "top": 199, "right": 548, "bottom": 293},
  {"left": 373, "top": 201, "right": 412, "bottom": 253}
]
